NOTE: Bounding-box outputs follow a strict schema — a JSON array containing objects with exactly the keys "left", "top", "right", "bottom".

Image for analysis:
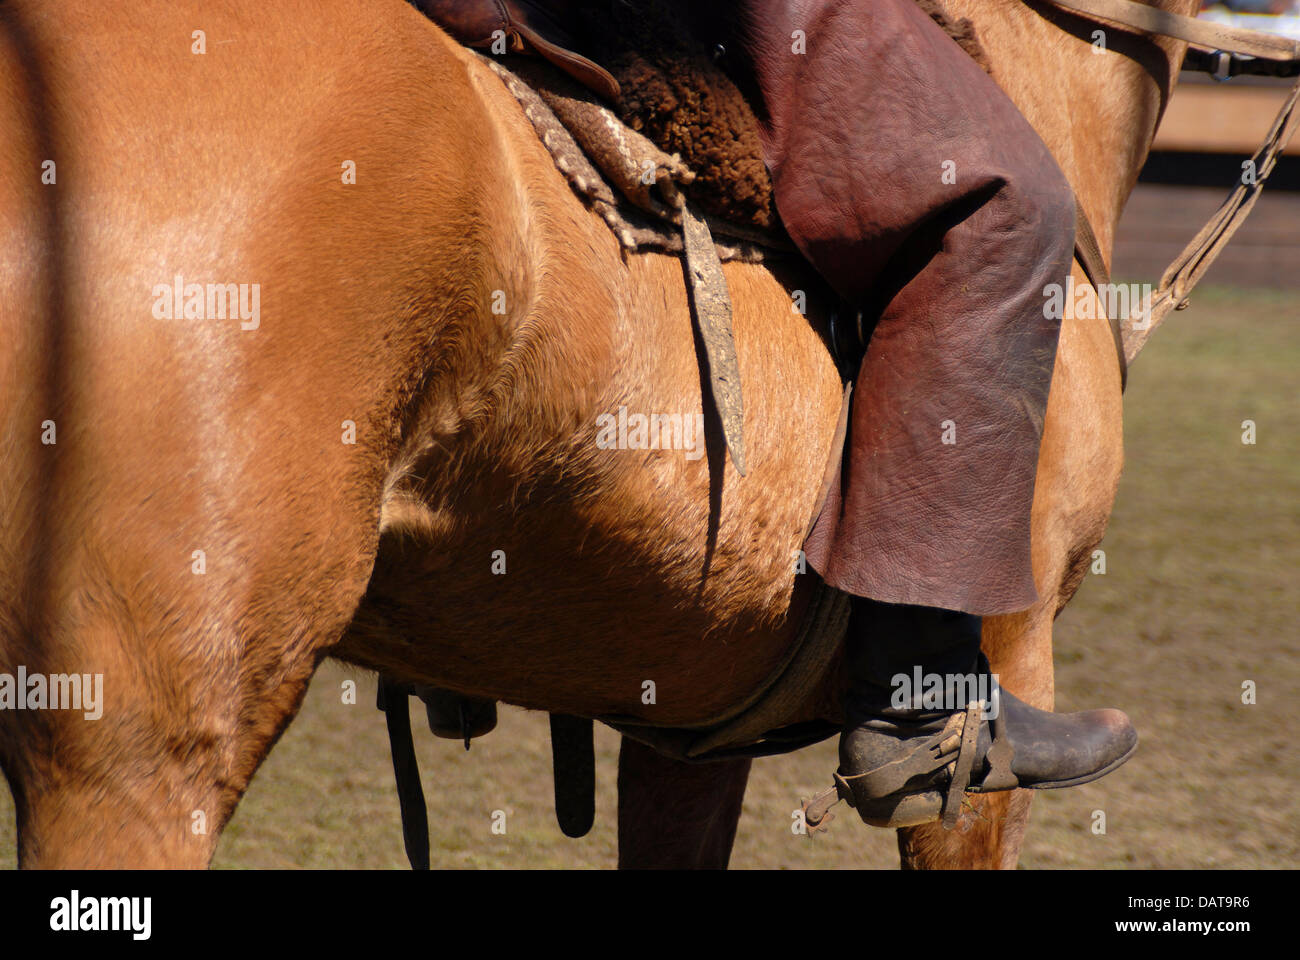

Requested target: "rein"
[
  {"left": 1037, "top": 0, "right": 1300, "bottom": 374},
  {"left": 1048, "top": 0, "right": 1300, "bottom": 63}
]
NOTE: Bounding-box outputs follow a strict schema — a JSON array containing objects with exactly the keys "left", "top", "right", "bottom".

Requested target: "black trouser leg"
[{"left": 844, "top": 597, "right": 983, "bottom": 719}]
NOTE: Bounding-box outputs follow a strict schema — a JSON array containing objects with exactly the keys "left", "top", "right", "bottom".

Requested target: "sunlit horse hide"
[
  {"left": 392, "top": 0, "right": 1051, "bottom": 863},
  {"left": 423, "top": 0, "right": 1087, "bottom": 625},
  {"left": 15, "top": 0, "right": 1298, "bottom": 870},
  {"left": 0, "top": 0, "right": 851, "bottom": 866},
  {"left": 405, "top": 3, "right": 1068, "bottom": 797}
]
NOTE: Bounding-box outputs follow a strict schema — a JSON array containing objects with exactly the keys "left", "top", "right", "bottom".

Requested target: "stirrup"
[{"left": 802, "top": 698, "right": 1018, "bottom": 833}]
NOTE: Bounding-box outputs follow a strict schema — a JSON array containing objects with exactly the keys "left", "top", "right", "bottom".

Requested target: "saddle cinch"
[{"left": 373, "top": 0, "right": 859, "bottom": 869}]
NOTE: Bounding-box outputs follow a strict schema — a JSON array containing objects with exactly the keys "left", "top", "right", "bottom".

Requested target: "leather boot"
[{"left": 832, "top": 599, "right": 1137, "bottom": 829}]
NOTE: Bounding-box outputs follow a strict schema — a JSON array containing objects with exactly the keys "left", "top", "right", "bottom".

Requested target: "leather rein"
[{"left": 1039, "top": 0, "right": 1300, "bottom": 389}]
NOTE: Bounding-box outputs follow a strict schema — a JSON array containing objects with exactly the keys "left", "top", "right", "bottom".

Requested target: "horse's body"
[{"left": 0, "top": 0, "right": 1194, "bottom": 867}]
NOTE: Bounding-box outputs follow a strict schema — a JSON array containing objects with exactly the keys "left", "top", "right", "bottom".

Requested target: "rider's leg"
[{"left": 709, "top": 0, "right": 1137, "bottom": 822}]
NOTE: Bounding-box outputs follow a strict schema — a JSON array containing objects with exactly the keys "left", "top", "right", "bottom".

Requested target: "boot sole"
[{"left": 852, "top": 740, "right": 1139, "bottom": 828}]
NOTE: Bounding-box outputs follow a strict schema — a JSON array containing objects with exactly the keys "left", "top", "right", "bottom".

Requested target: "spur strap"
[
  {"left": 832, "top": 710, "right": 968, "bottom": 801},
  {"left": 941, "top": 699, "right": 986, "bottom": 829}
]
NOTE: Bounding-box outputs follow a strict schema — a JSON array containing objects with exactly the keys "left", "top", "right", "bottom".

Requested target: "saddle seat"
[{"left": 416, "top": 0, "right": 780, "bottom": 233}]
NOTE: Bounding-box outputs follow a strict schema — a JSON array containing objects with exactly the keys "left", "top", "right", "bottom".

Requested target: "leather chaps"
[{"left": 704, "top": 0, "right": 1076, "bottom": 615}]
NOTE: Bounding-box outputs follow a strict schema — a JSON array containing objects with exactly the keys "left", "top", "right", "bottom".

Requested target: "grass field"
[{"left": 1, "top": 286, "right": 1296, "bottom": 869}]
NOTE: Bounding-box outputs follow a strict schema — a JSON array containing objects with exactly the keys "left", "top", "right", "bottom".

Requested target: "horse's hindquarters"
[{"left": 0, "top": 0, "right": 520, "bottom": 866}]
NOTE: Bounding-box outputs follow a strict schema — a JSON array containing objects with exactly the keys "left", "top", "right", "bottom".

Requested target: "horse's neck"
[{"left": 944, "top": 0, "right": 1199, "bottom": 260}]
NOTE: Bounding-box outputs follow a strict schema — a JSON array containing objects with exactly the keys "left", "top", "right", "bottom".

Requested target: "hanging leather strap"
[
  {"left": 1123, "top": 72, "right": 1300, "bottom": 363},
  {"left": 377, "top": 678, "right": 430, "bottom": 870},
  {"left": 549, "top": 715, "right": 596, "bottom": 838},
  {"left": 1036, "top": 0, "right": 1300, "bottom": 367}
]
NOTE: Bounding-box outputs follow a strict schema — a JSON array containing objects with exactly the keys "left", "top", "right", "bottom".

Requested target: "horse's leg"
[
  {"left": 1, "top": 468, "right": 383, "bottom": 869},
  {"left": 895, "top": 274, "right": 1125, "bottom": 869},
  {"left": 617, "top": 737, "right": 751, "bottom": 869}
]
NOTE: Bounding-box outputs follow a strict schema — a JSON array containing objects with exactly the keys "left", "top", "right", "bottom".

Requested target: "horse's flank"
[{"left": 337, "top": 37, "right": 844, "bottom": 723}]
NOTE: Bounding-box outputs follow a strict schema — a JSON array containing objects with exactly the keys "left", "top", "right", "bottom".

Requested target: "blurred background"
[
  {"left": 1202, "top": 1, "right": 1300, "bottom": 22},
  {"left": 1, "top": 3, "right": 1296, "bottom": 870}
]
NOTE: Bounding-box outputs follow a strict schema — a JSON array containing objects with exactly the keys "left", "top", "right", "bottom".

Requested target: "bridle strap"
[
  {"left": 1045, "top": 0, "right": 1300, "bottom": 62},
  {"left": 1123, "top": 72, "right": 1300, "bottom": 363},
  {"left": 1038, "top": 0, "right": 1300, "bottom": 373}
]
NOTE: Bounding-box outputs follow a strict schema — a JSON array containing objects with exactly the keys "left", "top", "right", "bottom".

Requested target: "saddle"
[
  {"left": 412, "top": 0, "right": 621, "bottom": 103},
  {"left": 416, "top": 0, "right": 779, "bottom": 231}
]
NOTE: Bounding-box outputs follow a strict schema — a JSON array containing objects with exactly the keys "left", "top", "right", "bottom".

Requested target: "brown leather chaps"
[
  {"left": 420, "top": 0, "right": 1078, "bottom": 616},
  {"left": 702, "top": 0, "right": 1075, "bottom": 615}
]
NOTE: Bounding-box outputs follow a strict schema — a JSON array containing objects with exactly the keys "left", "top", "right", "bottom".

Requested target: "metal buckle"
[{"left": 1211, "top": 50, "right": 1233, "bottom": 83}]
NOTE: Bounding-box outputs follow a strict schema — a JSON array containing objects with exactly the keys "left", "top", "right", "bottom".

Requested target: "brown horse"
[{"left": 0, "top": 0, "right": 1195, "bottom": 868}]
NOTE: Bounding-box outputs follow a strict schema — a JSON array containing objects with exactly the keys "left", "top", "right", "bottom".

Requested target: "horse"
[{"left": 0, "top": 0, "right": 1197, "bottom": 868}]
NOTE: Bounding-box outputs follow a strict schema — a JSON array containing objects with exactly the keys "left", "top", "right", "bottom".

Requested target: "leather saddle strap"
[
  {"left": 514, "top": 20, "right": 621, "bottom": 103},
  {"left": 681, "top": 199, "right": 747, "bottom": 476},
  {"left": 1045, "top": 0, "right": 1300, "bottom": 61},
  {"left": 377, "top": 678, "right": 431, "bottom": 870},
  {"left": 941, "top": 699, "right": 985, "bottom": 830},
  {"left": 549, "top": 714, "right": 596, "bottom": 838},
  {"left": 1073, "top": 199, "right": 1128, "bottom": 391}
]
